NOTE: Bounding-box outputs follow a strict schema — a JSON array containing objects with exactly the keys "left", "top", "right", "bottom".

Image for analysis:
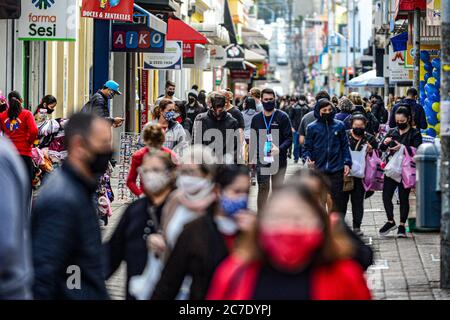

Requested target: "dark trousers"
[
  {"left": 257, "top": 165, "right": 287, "bottom": 211},
  {"left": 383, "top": 176, "right": 411, "bottom": 224},
  {"left": 20, "top": 155, "right": 34, "bottom": 184},
  {"left": 325, "top": 170, "right": 346, "bottom": 214},
  {"left": 293, "top": 132, "right": 301, "bottom": 161},
  {"left": 342, "top": 177, "right": 365, "bottom": 229}
]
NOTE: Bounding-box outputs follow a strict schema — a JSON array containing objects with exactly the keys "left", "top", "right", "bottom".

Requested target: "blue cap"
[{"left": 104, "top": 80, "right": 122, "bottom": 95}]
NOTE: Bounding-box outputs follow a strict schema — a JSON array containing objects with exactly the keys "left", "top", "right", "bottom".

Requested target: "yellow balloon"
[
  {"left": 427, "top": 77, "right": 436, "bottom": 85},
  {"left": 437, "top": 112, "right": 441, "bottom": 121},
  {"left": 435, "top": 123, "right": 440, "bottom": 134},
  {"left": 432, "top": 102, "right": 440, "bottom": 112}
]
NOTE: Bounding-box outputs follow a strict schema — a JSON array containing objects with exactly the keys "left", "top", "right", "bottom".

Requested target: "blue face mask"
[
  {"left": 164, "top": 111, "right": 175, "bottom": 121},
  {"left": 220, "top": 195, "right": 248, "bottom": 217}
]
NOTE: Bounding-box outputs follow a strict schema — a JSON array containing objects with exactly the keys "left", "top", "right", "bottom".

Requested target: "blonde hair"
[{"left": 348, "top": 92, "right": 363, "bottom": 106}]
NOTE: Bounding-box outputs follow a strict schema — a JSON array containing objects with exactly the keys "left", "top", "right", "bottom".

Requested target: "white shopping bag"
[
  {"left": 349, "top": 145, "right": 367, "bottom": 179},
  {"left": 384, "top": 145, "right": 405, "bottom": 183},
  {"left": 129, "top": 252, "right": 163, "bottom": 300}
]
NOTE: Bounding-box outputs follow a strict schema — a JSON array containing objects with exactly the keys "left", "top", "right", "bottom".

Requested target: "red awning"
[
  {"left": 395, "top": 0, "right": 426, "bottom": 20},
  {"left": 166, "top": 18, "right": 209, "bottom": 44}
]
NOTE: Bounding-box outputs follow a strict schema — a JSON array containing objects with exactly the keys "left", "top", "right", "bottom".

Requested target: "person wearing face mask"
[
  {"left": 32, "top": 113, "right": 113, "bottom": 299},
  {"left": 207, "top": 182, "right": 371, "bottom": 300},
  {"left": 155, "top": 80, "right": 181, "bottom": 107},
  {"left": 302, "top": 99, "right": 352, "bottom": 215},
  {"left": 185, "top": 89, "right": 206, "bottom": 124},
  {"left": 289, "top": 95, "right": 310, "bottom": 164},
  {"left": 193, "top": 92, "right": 240, "bottom": 164},
  {"left": 0, "top": 91, "right": 38, "bottom": 184},
  {"left": 249, "top": 88, "right": 293, "bottom": 210},
  {"left": 343, "top": 115, "right": 379, "bottom": 236},
  {"left": 127, "top": 124, "right": 178, "bottom": 197},
  {"left": 151, "top": 164, "right": 255, "bottom": 300},
  {"left": 105, "top": 151, "right": 176, "bottom": 300},
  {"left": 379, "top": 107, "right": 422, "bottom": 238},
  {"left": 81, "top": 80, "right": 124, "bottom": 128},
  {"left": 147, "top": 99, "right": 187, "bottom": 153},
  {"left": 0, "top": 95, "right": 8, "bottom": 113}
]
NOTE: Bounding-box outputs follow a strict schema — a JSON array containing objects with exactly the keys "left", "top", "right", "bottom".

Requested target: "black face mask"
[
  {"left": 86, "top": 145, "right": 113, "bottom": 177},
  {"left": 321, "top": 113, "right": 332, "bottom": 122},
  {"left": 262, "top": 101, "right": 275, "bottom": 111},
  {"left": 353, "top": 127, "right": 365, "bottom": 136},
  {"left": 0, "top": 103, "right": 7, "bottom": 112},
  {"left": 46, "top": 108, "right": 55, "bottom": 114},
  {"left": 167, "top": 91, "right": 175, "bottom": 97},
  {"left": 397, "top": 122, "right": 408, "bottom": 130},
  {"left": 188, "top": 97, "right": 196, "bottom": 104}
]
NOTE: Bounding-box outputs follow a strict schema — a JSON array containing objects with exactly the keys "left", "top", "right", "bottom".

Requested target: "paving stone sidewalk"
[{"left": 103, "top": 160, "right": 450, "bottom": 300}]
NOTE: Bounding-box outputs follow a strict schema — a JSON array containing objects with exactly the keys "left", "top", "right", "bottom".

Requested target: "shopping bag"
[
  {"left": 129, "top": 252, "right": 163, "bottom": 300},
  {"left": 401, "top": 147, "right": 417, "bottom": 189},
  {"left": 349, "top": 145, "right": 367, "bottom": 178},
  {"left": 384, "top": 145, "right": 405, "bottom": 183},
  {"left": 363, "top": 150, "right": 383, "bottom": 191}
]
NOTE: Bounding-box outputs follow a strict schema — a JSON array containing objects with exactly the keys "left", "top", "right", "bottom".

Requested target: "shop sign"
[
  {"left": 406, "top": 43, "right": 440, "bottom": 81},
  {"left": 210, "top": 45, "right": 227, "bottom": 67},
  {"left": 112, "top": 24, "right": 165, "bottom": 52},
  {"left": 81, "top": 0, "right": 134, "bottom": 22},
  {"left": 144, "top": 40, "right": 182, "bottom": 70},
  {"left": 18, "top": 0, "right": 78, "bottom": 41},
  {"left": 225, "top": 44, "right": 244, "bottom": 62},
  {"left": 427, "top": 0, "right": 441, "bottom": 26},
  {"left": 230, "top": 69, "right": 251, "bottom": 79},
  {"left": 183, "top": 42, "right": 195, "bottom": 64},
  {"left": 389, "top": 50, "right": 410, "bottom": 83},
  {"left": 141, "top": 70, "right": 149, "bottom": 130}
]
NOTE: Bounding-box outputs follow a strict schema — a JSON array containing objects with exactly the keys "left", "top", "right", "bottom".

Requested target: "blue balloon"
[
  {"left": 427, "top": 114, "right": 438, "bottom": 126},
  {"left": 421, "top": 51, "right": 431, "bottom": 63},
  {"left": 420, "top": 80, "right": 426, "bottom": 91},
  {"left": 426, "top": 128, "right": 437, "bottom": 137},
  {"left": 424, "top": 63, "right": 433, "bottom": 73},
  {"left": 432, "top": 58, "right": 441, "bottom": 69},
  {"left": 424, "top": 73, "right": 431, "bottom": 83},
  {"left": 430, "top": 92, "right": 440, "bottom": 102},
  {"left": 433, "top": 68, "right": 440, "bottom": 80},
  {"left": 425, "top": 83, "right": 438, "bottom": 96}
]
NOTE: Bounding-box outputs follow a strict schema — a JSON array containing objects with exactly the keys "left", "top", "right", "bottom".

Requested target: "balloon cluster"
[{"left": 420, "top": 51, "right": 441, "bottom": 137}]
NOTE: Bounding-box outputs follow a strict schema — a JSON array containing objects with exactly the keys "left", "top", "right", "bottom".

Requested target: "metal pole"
[
  {"left": 413, "top": 8, "right": 420, "bottom": 89},
  {"left": 384, "top": 45, "right": 390, "bottom": 106},
  {"left": 440, "top": 0, "right": 450, "bottom": 289},
  {"left": 352, "top": 0, "right": 356, "bottom": 78},
  {"left": 345, "top": 0, "right": 350, "bottom": 94}
]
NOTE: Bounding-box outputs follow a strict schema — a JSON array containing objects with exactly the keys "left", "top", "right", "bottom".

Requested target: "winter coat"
[
  {"left": 289, "top": 102, "right": 310, "bottom": 131},
  {"left": 371, "top": 100, "right": 388, "bottom": 124},
  {"left": 302, "top": 103, "right": 352, "bottom": 174},
  {"left": 0, "top": 109, "right": 38, "bottom": 157},
  {"left": 343, "top": 105, "right": 380, "bottom": 135},
  {"left": 81, "top": 91, "right": 113, "bottom": 123}
]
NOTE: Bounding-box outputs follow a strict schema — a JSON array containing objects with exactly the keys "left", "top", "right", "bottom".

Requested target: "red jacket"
[
  {"left": 207, "top": 254, "right": 372, "bottom": 300},
  {"left": 0, "top": 109, "right": 38, "bottom": 157},
  {"left": 126, "top": 146, "right": 178, "bottom": 196}
]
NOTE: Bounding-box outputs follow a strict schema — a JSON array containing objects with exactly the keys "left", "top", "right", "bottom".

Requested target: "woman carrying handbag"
[{"left": 378, "top": 107, "right": 422, "bottom": 238}]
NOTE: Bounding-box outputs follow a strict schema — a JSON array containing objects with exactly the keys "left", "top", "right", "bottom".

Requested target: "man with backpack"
[
  {"left": 388, "top": 88, "right": 427, "bottom": 130},
  {"left": 82, "top": 80, "right": 124, "bottom": 128},
  {"left": 289, "top": 95, "right": 310, "bottom": 163}
]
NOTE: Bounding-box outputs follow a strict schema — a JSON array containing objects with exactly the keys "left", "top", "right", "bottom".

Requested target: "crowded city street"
[{"left": 1, "top": 0, "right": 450, "bottom": 310}]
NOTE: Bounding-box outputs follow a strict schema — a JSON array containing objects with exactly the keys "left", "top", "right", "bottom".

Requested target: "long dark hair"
[
  {"left": 34, "top": 95, "right": 57, "bottom": 115},
  {"left": 7, "top": 91, "right": 23, "bottom": 120}
]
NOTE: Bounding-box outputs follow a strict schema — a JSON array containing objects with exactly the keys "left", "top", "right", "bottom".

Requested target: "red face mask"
[
  {"left": 259, "top": 227, "right": 324, "bottom": 272},
  {"left": 175, "top": 116, "right": 182, "bottom": 124}
]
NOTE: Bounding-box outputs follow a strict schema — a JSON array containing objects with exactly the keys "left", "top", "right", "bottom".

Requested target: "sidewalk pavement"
[{"left": 103, "top": 160, "right": 450, "bottom": 300}]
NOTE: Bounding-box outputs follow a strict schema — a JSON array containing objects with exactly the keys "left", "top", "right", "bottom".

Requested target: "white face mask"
[
  {"left": 214, "top": 216, "right": 238, "bottom": 236},
  {"left": 142, "top": 171, "right": 170, "bottom": 195},
  {"left": 176, "top": 175, "right": 214, "bottom": 201}
]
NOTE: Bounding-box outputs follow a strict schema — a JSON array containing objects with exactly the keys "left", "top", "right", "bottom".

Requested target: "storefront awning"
[
  {"left": 191, "top": 23, "right": 230, "bottom": 45},
  {"left": 394, "top": 0, "right": 426, "bottom": 20},
  {"left": 134, "top": 4, "right": 167, "bottom": 34},
  {"left": 245, "top": 49, "right": 266, "bottom": 63},
  {"left": 167, "top": 18, "right": 209, "bottom": 44}
]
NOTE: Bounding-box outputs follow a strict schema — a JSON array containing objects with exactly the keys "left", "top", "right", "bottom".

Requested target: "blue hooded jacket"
[{"left": 302, "top": 101, "right": 352, "bottom": 174}]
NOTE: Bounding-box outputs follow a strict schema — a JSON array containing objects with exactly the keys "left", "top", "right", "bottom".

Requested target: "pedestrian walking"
[
  {"left": 105, "top": 151, "right": 177, "bottom": 300},
  {"left": 335, "top": 97, "right": 354, "bottom": 123},
  {"left": 289, "top": 95, "right": 310, "bottom": 164},
  {"left": 32, "top": 113, "right": 112, "bottom": 299},
  {"left": 207, "top": 182, "right": 371, "bottom": 300},
  {"left": 147, "top": 99, "right": 187, "bottom": 152},
  {"left": 369, "top": 94, "right": 389, "bottom": 124},
  {"left": 185, "top": 89, "right": 206, "bottom": 124},
  {"left": 389, "top": 88, "right": 427, "bottom": 130},
  {"left": 242, "top": 97, "right": 258, "bottom": 184},
  {"left": 347, "top": 92, "right": 380, "bottom": 135},
  {"left": 192, "top": 92, "right": 240, "bottom": 164},
  {"left": 127, "top": 124, "right": 178, "bottom": 197},
  {"left": 379, "top": 107, "right": 423, "bottom": 238},
  {"left": 298, "top": 91, "right": 330, "bottom": 146},
  {"left": 223, "top": 89, "right": 245, "bottom": 152},
  {"left": 302, "top": 98, "right": 352, "bottom": 214},
  {"left": 342, "top": 114, "right": 379, "bottom": 236},
  {"left": 198, "top": 90, "right": 208, "bottom": 109},
  {"left": 81, "top": 80, "right": 124, "bottom": 128},
  {"left": 0, "top": 91, "right": 38, "bottom": 184},
  {"left": 0, "top": 137, "right": 33, "bottom": 300},
  {"left": 249, "top": 88, "right": 292, "bottom": 210},
  {"left": 249, "top": 87, "right": 264, "bottom": 112},
  {"left": 174, "top": 101, "right": 193, "bottom": 137},
  {"left": 151, "top": 165, "right": 255, "bottom": 300},
  {"left": 155, "top": 80, "right": 181, "bottom": 106}
]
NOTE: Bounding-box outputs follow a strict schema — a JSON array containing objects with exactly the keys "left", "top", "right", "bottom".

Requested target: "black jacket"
[
  {"left": 151, "top": 213, "right": 229, "bottom": 300},
  {"left": 371, "top": 100, "right": 388, "bottom": 124},
  {"left": 82, "top": 91, "right": 113, "bottom": 123},
  {"left": 380, "top": 127, "right": 423, "bottom": 155},
  {"left": 346, "top": 131, "right": 379, "bottom": 151},
  {"left": 193, "top": 110, "right": 240, "bottom": 163},
  {"left": 389, "top": 99, "right": 427, "bottom": 130},
  {"left": 345, "top": 105, "right": 380, "bottom": 136},
  {"left": 104, "top": 197, "right": 167, "bottom": 300},
  {"left": 32, "top": 163, "right": 109, "bottom": 300},
  {"left": 289, "top": 102, "right": 310, "bottom": 130},
  {"left": 185, "top": 102, "right": 206, "bottom": 124}
]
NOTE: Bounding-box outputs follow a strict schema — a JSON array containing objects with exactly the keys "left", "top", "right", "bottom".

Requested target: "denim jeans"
[{"left": 292, "top": 132, "right": 301, "bottom": 161}]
